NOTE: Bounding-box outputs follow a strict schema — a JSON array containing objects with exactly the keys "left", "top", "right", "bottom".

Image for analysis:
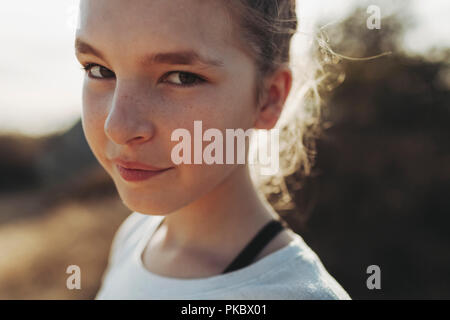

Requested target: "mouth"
[
  {"left": 116, "top": 165, "right": 173, "bottom": 182},
  {"left": 112, "top": 159, "right": 174, "bottom": 182}
]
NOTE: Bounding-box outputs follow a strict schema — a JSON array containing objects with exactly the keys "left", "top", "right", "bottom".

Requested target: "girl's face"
[{"left": 75, "top": 0, "right": 261, "bottom": 214}]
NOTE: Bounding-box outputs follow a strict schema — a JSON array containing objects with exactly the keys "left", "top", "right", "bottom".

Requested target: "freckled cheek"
[
  {"left": 209, "top": 97, "right": 254, "bottom": 131},
  {"left": 81, "top": 84, "right": 112, "bottom": 164},
  {"left": 201, "top": 79, "right": 256, "bottom": 130}
]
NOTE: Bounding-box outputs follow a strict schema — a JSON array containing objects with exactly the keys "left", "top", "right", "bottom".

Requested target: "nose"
[{"left": 104, "top": 81, "right": 156, "bottom": 145}]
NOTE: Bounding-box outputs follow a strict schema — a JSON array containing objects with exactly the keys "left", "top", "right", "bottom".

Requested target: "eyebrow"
[
  {"left": 75, "top": 38, "right": 224, "bottom": 68},
  {"left": 75, "top": 39, "right": 106, "bottom": 60},
  {"left": 147, "top": 51, "right": 224, "bottom": 68}
]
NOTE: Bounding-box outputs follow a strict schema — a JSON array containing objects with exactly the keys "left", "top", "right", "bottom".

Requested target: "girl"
[{"left": 75, "top": 0, "right": 350, "bottom": 299}]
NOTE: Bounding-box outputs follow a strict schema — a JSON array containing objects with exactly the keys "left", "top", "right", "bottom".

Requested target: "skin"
[{"left": 76, "top": 0, "right": 296, "bottom": 278}]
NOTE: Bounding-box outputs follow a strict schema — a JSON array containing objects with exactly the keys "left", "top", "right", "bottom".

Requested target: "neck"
[{"left": 156, "top": 165, "right": 278, "bottom": 256}]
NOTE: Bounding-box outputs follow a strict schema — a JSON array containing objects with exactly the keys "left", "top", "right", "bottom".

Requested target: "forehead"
[{"left": 77, "top": 0, "right": 240, "bottom": 60}]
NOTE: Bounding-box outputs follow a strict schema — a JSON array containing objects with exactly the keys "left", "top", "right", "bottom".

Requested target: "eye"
[
  {"left": 163, "top": 71, "right": 205, "bottom": 87},
  {"left": 83, "top": 63, "right": 115, "bottom": 79}
]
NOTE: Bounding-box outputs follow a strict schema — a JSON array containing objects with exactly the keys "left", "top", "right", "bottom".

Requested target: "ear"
[{"left": 254, "top": 66, "right": 293, "bottom": 130}]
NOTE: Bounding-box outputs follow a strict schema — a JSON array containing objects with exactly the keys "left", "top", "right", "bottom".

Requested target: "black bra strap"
[{"left": 222, "top": 219, "right": 285, "bottom": 274}]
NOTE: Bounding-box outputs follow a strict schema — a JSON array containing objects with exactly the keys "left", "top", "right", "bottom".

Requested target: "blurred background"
[{"left": 0, "top": 0, "right": 448, "bottom": 299}]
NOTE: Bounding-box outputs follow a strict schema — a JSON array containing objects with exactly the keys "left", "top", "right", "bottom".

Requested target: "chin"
[
  {"left": 121, "top": 199, "right": 170, "bottom": 215},
  {"left": 117, "top": 191, "right": 175, "bottom": 215},
  {"left": 118, "top": 184, "right": 198, "bottom": 216}
]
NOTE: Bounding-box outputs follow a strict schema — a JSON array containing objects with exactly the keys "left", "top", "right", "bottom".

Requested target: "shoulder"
[
  {"left": 283, "top": 252, "right": 351, "bottom": 300},
  {"left": 238, "top": 233, "right": 351, "bottom": 300},
  {"left": 287, "top": 234, "right": 350, "bottom": 299}
]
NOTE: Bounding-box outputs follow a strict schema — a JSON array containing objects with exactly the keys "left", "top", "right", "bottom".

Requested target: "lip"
[
  {"left": 112, "top": 159, "right": 170, "bottom": 171},
  {"left": 116, "top": 165, "right": 172, "bottom": 182},
  {"left": 112, "top": 159, "right": 173, "bottom": 182}
]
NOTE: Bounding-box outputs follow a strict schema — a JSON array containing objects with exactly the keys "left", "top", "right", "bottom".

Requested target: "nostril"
[{"left": 126, "top": 134, "right": 151, "bottom": 145}]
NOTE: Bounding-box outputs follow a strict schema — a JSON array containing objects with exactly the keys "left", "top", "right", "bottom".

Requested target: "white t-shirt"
[{"left": 95, "top": 212, "right": 351, "bottom": 300}]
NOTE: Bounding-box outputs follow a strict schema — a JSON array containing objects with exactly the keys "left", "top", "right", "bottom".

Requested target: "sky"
[{"left": 0, "top": 0, "right": 448, "bottom": 137}]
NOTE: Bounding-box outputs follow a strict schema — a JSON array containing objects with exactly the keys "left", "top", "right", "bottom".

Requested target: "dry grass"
[{"left": 0, "top": 194, "right": 130, "bottom": 299}]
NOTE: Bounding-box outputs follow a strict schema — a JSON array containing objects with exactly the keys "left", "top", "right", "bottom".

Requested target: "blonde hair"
[{"left": 223, "top": 0, "right": 342, "bottom": 210}]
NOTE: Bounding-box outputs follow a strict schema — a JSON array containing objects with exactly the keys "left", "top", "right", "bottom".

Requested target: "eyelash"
[
  {"left": 163, "top": 71, "right": 206, "bottom": 88},
  {"left": 81, "top": 63, "right": 206, "bottom": 88},
  {"left": 82, "top": 63, "right": 114, "bottom": 79}
]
